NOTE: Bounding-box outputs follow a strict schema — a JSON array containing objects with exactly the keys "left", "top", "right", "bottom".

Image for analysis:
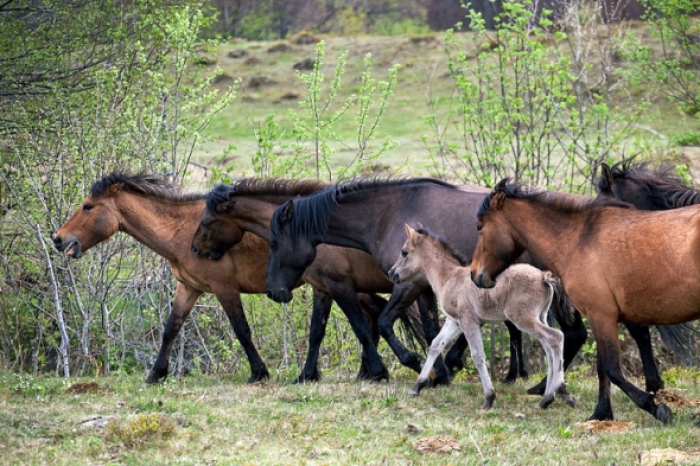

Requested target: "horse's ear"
[
  {"left": 600, "top": 163, "right": 613, "bottom": 190},
  {"left": 494, "top": 191, "right": 506, "bottom": 210},
  {"left": 219, "top": 191, "right": 236, "bottom": 213},
  {"left": 281, "top": 200, "right": 294, "bottom": 224},
  {"left": 107, "top": 182, "right": 124, "bottom": 196},
  {"left": 405, "top": 224, "right": 417, "bottom": 240}
]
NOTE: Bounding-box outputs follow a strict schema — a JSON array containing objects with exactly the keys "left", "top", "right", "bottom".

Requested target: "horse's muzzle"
[
  {"left": 387, "top": 266, "right": 400, "bottom": 284},
  {"left": 52, "top": 234, "right": 82, "bottom": 259},
  {"left": 266, "top": 288, "right": 293, "bottom": 303},
  {"left": 471, "top": 270, "right": 496, "bottom": 289}
]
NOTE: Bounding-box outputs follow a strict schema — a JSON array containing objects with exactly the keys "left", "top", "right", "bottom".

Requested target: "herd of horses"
[{"left": 51, "top": 160, "right": 700, "bottom": 424}]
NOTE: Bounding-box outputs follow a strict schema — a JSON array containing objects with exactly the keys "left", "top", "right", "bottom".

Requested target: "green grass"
[{"left": 2, "top": 368, "right": 699, "bottom": 465}]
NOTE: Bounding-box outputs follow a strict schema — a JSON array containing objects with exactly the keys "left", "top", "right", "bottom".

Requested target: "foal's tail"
[
  {"left": 656, "top": 324, "right": 700, "bottom": 367},
  {"left": 400, "top": 302, "right": 428, "bottom": 351},
  {"left": 542, "top": 272, "right": 576, "bottom": 326}
]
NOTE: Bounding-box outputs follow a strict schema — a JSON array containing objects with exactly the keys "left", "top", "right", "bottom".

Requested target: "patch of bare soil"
[
  {"left": 639, "top": 448, "right": 700, "bottom": 466},
  {"left": 66, "top": 382, "right": 106, "bottom": 394},
  {"left": 411, "top": 435, "right": 460, "bottom": 454},
  {"left": 574, "top": 420, "right": 636, "bottom": 434},
  {"left": 655, "top": 388, "right": 700, "bottom": 407}
]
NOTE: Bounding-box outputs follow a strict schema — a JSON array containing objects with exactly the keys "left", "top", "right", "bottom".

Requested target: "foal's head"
[
  {"left": 389, "top": 225, "right": 467, "bottom": 284},
  {"left": 191, "top": 185, "right": 245, "bottom": 260},
  {"left": 53, "top": 175, "right": 128, "bottom": 258}
]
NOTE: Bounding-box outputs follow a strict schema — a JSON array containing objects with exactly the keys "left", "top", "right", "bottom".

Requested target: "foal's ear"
[
  {"left": 281, "top": 200, "right": 295, "bottom": 223},
  {"left": 217, "top": 191, "right": 236, "bottom": 213},
  {"left": 405, "top": 224, "right": 417, "bottom": 240},
  {"left": 493, "top": 191, "right": 506, "bottom": 210}
]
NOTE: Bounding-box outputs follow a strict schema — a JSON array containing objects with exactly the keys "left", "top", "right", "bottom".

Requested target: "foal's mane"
[
  {"left": 414, "top": 227, "right": 468, "bottom": 266},
  {"left": 606, "top": 160, "right": 700, "bottom": 208},
  {"left": 478, "top": 179, "right": 632, "bottom": 220},
  {"left": 206, "top": 178, "right": 329, "bottom": 214},
  {"left": 270, "top": 177, "right": 456, "bottom": 240},
  {"left": 90, "top": 172, "right": 204, "bottom": 202}
]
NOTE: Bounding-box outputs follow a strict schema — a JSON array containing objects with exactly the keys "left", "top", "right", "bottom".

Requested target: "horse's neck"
[
  {"left": 323, "top": 193, "right": 394, "bottom": 255},
  {"left": 232, "top": 196, "right": 283, "bottom": 240},
  {"left": 505, "top": 200, "right": 578, "bottom": 278},
  {"left": 116, "top": 193, "right": 200, "bottom": 262},
  {"left": 418, "top": 248, "right": 463, "bottom": 303}
]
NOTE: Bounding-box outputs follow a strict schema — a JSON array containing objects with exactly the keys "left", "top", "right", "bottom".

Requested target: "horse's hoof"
[
  {"left": 411, "top": 381, "right": 427, "bottom": 396},
  {"left": 519, "top": 370, "right": 529, "bottom": 380},
  {"left": 556, "top": 384, "right": 574, "bottom": 407},
  {"left": 526, "top": 380, "right": 546, "bottom": 396},
  {"left": 409, "top": 390, "right": 420, "bottom": 398},
  {"left": 655, "top": 403, "right": 673, "bottom": 425},
  {"left": 538, "top": 395, "right": 555, "bottom": 410},
  {"left": 565, "top": 396, "right": 576, "bottom": 408},
  {"left": 588, "top": 410, "right": 614, "bottom": 422},
  {"left": 145, "top": 371, "right": 166, "bottom": 384},
  {"left": 481, "top": 392, "right": 496, "bottom": 409},
  {"left": 248, "top": 369, "right": 270, "bottom": 383},
  {"left": 501, "top": 375, "right": 517, "bottom": 385},
  {"left": 369, "top": 372, "right": 390, "bottom": 384}
]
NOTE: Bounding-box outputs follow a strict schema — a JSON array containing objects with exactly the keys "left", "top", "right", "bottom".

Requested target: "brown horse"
[
  {"left": 388, "top": 226, "right": 574, "bottom": 410},
  {"left": 52, "top": 172, "right": 394, "bottom": 384},
  {"left": 469, "top": 179, "right": 700, "bottom": 423}
]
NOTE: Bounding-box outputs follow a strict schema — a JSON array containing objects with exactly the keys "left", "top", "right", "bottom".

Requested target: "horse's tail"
[
  {"left": 656, "top": 324, "right": 700, "bottom": 366},
  {"left": 542, "top": 271, "right": 576, "bottom": 326},
  {"left": 399, "top": 302, "right": 428, "bottom": 352}
]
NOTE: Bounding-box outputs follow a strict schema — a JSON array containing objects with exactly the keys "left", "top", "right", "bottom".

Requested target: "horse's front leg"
[
  {"left": 410, "top": 318, "right": 462, "bottom": 396},
  {"left": 147, "top": 282, "right": 202, "bottom": 384},
  {"left": 458, "top": 316, "right": 496, "bottom": 409},
  {"left": 213, "top": 287, "right": 269, "bottom": 383},
  {"left": 589, "top": 317, "right": 672, "bottom": 424},
  {"left": 294, "top": 289, "right": 333, "bottom": 383},
  {"left": 624, "top": 323, "right": 664, "bottom": 394}
]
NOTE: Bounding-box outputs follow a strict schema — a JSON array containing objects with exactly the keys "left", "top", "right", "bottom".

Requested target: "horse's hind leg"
[
  {"left": 214, "top": 288, "right": 269, "bottom": 383},
  {"left": 147, "top": 283, "right": 201, "bottom": 384},
  {"left": 624, "top": 323, "right": 664, "bottom": 394},
  {"left": 527, "top": 308, "right": 587, "bottom": 396},
  {"left": 458, "top": 317, "right": 496, "bottom": 409},
  {"left": 503, "top": 321, "right": 527, "bottom": 384},
  {"left": 589, "top": 317, "right": 672, "bottom": 424},
  {"left": 410, "top": 318, "right": 462, "bottom": 397},
  {"left": 294, "top": 289, "right": 333, "bottom": 383}
]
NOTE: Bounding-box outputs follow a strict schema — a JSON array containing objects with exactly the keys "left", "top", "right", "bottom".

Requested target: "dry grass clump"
[
  {"left": 655, "top": 388, "right": 700, "bottom": 407},
  {"left": 574, "top": 420, "right": 636, "bottom": 434},
  {"left": 411, "top": 435, "right": 461, "bottom": 454},
  {"left": 106, "top": 413, "right": 177, "bottom": 448}
]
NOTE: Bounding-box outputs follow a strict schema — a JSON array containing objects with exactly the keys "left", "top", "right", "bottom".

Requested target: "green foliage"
[
  {"left": 106, "top": 413, "right": 177, "bottom": 448},
  {"left": 673, "top": 130, "right": 700, "bottom": 147}
]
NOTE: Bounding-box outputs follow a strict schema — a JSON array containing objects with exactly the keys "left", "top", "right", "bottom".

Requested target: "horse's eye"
[
  {"left": 476, "top": 223, "right": 483, "bottom": 231},
  {"left": 401, "top": 250, "right": 408, "bottom": 258},
  {"left": 83, "top": 204, "right": 94, "bottom": 212}
]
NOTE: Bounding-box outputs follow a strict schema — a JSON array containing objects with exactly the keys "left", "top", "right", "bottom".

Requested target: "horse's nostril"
[{"left": 53, "top": 236, "right": 62, "bottom": 246}]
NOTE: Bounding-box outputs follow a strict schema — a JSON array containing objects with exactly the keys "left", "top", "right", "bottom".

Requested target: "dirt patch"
[
  {"left": 655, "top": 388, "right": 700, "bottom": 407},
  {"left": 292, "top": 31, "right": 320, "bottom": 45},
  {"left": 227, "top": 49, "right": 248, "bottom": 59},
  {"left": 267, "top": 43, "right": 293, "bottom": 53},
  {"left": 248, "top": 76, "right": 277, "bottom": 88},
  {"left": 293, "top": 58, "right": 316, "bottom": 71},
  {"left": 243, "top": 56, "right": 262, "bottom": 66},
  {"left": 574, "top": 420, "right": 636, "bottom": 434},
  {"left": 66, "top": 382, "right": 104, "bottom": 394},
  {"left": 411, "top": 435, "right": 460, "bottom": 454},
  {"left": 639, "top": 448, "right": 700, "bottom": 466}
]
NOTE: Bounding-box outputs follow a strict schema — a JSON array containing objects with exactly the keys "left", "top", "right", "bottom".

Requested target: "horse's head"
[
  {"left": 596, "top": 162, "right": 655, "bottom": 210},
  {"left": 265, "top": 199, "right": 317, "bottom": 303},
  {"left": 470, "top": 181, "right": 523, "bottom": 288},
  {"left": 53, "top": 183, "right": 122, "bottom": 258},
  {"left": 388, "top": 225, "right": 426, "bottom": 284},
  {"left": 191, "top": 189, "right": 244, "bottom": 260}
]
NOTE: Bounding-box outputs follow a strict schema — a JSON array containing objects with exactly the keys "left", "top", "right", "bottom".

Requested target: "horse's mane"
[
  {"left": 270, "top": 177, "right": 456, "bottom": 239},
  {"left": 206, "top": 178, "right": 329, "bottom": 214},
  {"left": 607, "top": 160, "right": 700, "bottom": 208},
  {"left": 415, "top": 227, "right": 468, "bottom": 266},
  {"left": 90, "top": 172, "right": 205, "bottom": 202},
  {"left": 478, "top": 179, "right": 632, "bottom": 220}
]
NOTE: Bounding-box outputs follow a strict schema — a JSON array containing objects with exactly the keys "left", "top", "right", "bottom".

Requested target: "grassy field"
[{"left": 2, "top": 367, "right": 700, "bottom": 465}]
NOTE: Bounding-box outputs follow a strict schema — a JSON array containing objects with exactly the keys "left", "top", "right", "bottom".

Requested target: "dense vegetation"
[{"left": 1, "top": 0, "right": 699, "bottom": 388}]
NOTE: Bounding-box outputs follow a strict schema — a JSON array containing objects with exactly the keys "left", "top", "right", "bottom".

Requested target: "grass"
[{"left": 2, "top": 367, "right": 700, "bottom": 465}]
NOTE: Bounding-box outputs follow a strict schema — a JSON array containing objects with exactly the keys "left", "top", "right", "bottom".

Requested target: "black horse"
[{"left": 265, "top": 178, "right": 589, "bottom": 396}]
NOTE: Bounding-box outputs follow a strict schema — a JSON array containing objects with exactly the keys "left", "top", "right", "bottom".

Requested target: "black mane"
[
  {"left": 415, "top": 227, "right": 469, "bottom": 266},
  {"left": 478, "top": 179, "right": 632, "bottom": 220},
  {"left": 270, "top": 177, "right": 457, "bottom": 240},
  {"left": 90, "top": 172, "right": 204, "bottom": 202},
  {"left": 206, "top": 178, "right": 329, "bottom": 215},
  {"left": 607, "top": 161, "right": 700, "bottom": 209}
]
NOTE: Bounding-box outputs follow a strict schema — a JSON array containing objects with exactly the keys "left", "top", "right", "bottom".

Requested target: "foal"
[{"left": 389, "top": 226, "right": 574, "bottom": 409}]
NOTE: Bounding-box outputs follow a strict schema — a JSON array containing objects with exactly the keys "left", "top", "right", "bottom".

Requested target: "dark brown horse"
[
  {"left": 189, "top": 178, "right": 428, "bottom": 382},
  {"left": 52, "top": 173, "right": 393, "bottom": 384},
  {"left": 468, "top": 179, "right": 700, "bottom": 423},
  {"left": 263, "top": 178, "right": 589, "bottom": 396}
]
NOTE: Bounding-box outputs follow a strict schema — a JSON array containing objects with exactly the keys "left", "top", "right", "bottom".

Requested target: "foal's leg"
[
  {"left": 624, "top": 323, "right": 664, "bottom": 394},
  {"left": 589, "top": 317, "right": 672, "bottom": 424},
  {"left": 294, "top": 289, "right": 333, "bottom": 383},
  {"left": 147, "top": 283, "right": 202, "bottom": 384},
  {"left": 527, "top": 307, "right": 587, "bottom": 396},
  {"left": 503, "top": 321, "right": 528, "bottom": 384},
  {"left": 410, "top": 318, "right": 462, "bottom": 397},
  {"left": 213, "top": 286, "right": 270, "bottom": 383},
  {"left": 458, "top": 317, "right": 496, "bottom": 409}
]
